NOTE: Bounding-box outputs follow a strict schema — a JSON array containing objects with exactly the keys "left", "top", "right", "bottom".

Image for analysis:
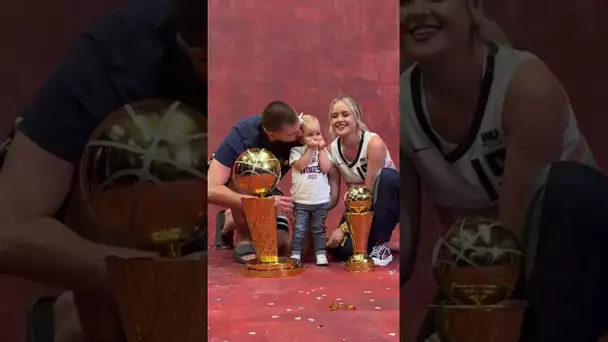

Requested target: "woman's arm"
[
  {"left": 401, "top": 152, "right": 422, "bottom": 286},
  {"left": 500, "top": 59, "right": 568, "bottom": 238},
  {"left": 364, "top": 136, "right": 390, "bottom": 191},
  {"left": 318, "top": 148, "right": 333, "bottom": 174},
  {"left": 326, "top": 144, "right": 342, "bottom": 210}
]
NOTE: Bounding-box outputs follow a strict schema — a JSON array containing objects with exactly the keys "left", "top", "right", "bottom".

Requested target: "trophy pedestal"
[
  {"left": 242, "top": 257, "right": 304, "bottom": 278},
  {"left": 429, "top": 300, "right": 527, "bottom": 342},
  {"left": 345, "top": 253, "right": 375, "bottom": 272},
  {"left": 106, "top": 255, "right": 207, "bottom": 342},
  {"left": 242, "top": 197, "right": 304, "bottom": 278},
  {"left": 345, "top": 211, "right": 375, "bottom": 273}
]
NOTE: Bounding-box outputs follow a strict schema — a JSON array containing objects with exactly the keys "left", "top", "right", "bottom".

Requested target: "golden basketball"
[
  {"left": 344, "top": 185, "right": 373, "bottom": 213},
  {"left": 232, "top": 148, "right": 281, "bottom": 196},
  {"left": 77, "top": 99, "right": 207, "bottom": 252},
  {"left": 432, "top": 217, "right": 523, "bottom": 305}
]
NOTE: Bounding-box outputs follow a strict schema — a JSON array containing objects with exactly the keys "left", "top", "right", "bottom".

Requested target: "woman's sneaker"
[{"left": 370, "top": 243, "right": 393, "bottom": 266}]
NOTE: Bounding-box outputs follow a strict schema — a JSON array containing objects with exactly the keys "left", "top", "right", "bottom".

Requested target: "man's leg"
[{"left": 519, "top": 161, "right": 608, "bottom": 342}]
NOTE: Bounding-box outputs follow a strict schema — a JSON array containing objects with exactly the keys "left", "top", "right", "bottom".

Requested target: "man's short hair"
[
  {"left": 261, "top": 101, "right": 299, "bottom": 132},
  {"left": 172, "top": 0, "right": 206, "bottom": 48}
]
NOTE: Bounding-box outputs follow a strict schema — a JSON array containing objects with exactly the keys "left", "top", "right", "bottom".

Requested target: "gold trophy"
[
  {"left": 75, "top": 99, "right": 208, "bottom": 342},
  {"left": 344, "top": 185, "right": 375, "bottom": 272},
  {"left": 428, "top": 217, "right": 527, "bottom": 342},
  {"left": 232, "top": 148, "right": 303, "bottom": 278}
]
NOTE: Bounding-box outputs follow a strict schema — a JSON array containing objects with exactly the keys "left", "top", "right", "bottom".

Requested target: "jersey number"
[
  {"left": 471, "top": 148, "right": 506, "bottom": 201},
  {"left": 356, "top": 163, "right": 368, "bottom": 180}
]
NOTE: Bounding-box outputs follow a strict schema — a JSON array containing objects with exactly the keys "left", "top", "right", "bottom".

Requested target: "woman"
[
  {"left": 401, "top": 0, "right": 606, "bottom": 341},
  {"left": 324, "top": 95, "right": 400, "bottom": 267}
]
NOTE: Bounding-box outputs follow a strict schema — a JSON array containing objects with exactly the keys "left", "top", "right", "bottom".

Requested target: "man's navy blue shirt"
[
  {"left": 19, "top": 0, "right": 206, "bottom": 164},
  {"left": 215, "top": 115, "right": 298, "bottom": 178}
]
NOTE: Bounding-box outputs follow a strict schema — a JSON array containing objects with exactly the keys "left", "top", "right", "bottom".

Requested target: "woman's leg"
[
  {"left": 519, "top": 161, "right": 608, "bottom": 342},
  {"left": 329, "top": 168, "right": 400, "bottom": 263}
]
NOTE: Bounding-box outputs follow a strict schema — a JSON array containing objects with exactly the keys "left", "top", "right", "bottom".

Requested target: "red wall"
[
  {"left": 401, "top": 2, "right": 608, "bottom": 340},
  {"left": 208, "top": 0, "right": 400, "bottom": 232}
]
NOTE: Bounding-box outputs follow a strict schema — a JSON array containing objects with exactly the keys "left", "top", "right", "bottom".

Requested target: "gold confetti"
[{"left": 329, "top": 302, "right": 357, "bottom": 311}]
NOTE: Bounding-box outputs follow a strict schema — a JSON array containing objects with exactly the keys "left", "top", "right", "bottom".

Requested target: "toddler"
[{"left": 289, "top": 114, "right": 333, "bottom": 266}]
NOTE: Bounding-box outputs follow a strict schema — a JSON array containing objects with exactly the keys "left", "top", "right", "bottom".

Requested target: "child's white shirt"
[{"left": 289, "top": 145, "right": 331, "bottom": 205}]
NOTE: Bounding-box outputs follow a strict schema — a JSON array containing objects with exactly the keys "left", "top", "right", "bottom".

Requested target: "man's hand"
[
  {"left": 326, "top": 228, "right": 345, "bottom": 248},
  {"left": 271, "top": 196, "right": 294, "bottom": 216}
]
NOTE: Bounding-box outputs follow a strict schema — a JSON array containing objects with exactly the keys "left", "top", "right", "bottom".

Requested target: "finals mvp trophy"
[
  {"left": 428, "top": 217, "right": 527, "bottom": 342},
  {"left": 344, "top": 185, "right": 375, "bottom": 273},
  {"left": 75, "top": 100, "right": 208, "bottom": 342},
  {"left": 232, "top": 148, "right": 303, "bottom": 278}
]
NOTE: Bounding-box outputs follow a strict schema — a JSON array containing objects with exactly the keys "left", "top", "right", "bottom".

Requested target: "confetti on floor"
[{"left": 207, "top": 216, "right": 400, "bottom": 341}]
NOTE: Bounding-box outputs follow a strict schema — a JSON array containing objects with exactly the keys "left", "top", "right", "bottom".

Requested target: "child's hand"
[
  {"left": 318, "top": 139, "right": 326, "bottom": 149},
  {"left": 306, "top": 139, "right": 319, "bottom": 149}
]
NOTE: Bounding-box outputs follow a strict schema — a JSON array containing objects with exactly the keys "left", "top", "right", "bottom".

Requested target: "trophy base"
[
  {"left": 429, "top": 299, "right": 527, "bottom": 342},
  {"left": 242, "top": 257, "right": 304, "bottom": 278},
  {"left": 345, "top": 253, "right": 375, "bottom": 273}
]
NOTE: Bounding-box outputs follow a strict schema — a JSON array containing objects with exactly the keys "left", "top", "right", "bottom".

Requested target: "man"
[
  {"left": 208, "top": 101, "right": 340, "bottom": 263},
  {"left": 0, "top": 0, "right": 206, "bottom": 341}
]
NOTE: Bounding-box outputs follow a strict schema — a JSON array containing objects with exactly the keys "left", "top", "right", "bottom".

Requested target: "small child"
[{"left": 289, "top": 114, "right": 333, "bottom": 266}]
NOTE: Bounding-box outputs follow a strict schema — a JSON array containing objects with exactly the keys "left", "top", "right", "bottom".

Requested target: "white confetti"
[
  {"left": 295, "top": 317, "right": 302, "bottom": 320},
  {"left": 308, "top": 318, "right": 315, "bottom": 322},
  {"left": 272, "top": 316, "right": 280, "bottom": 319},
  {"left": 335, "top": 298, "right": 341, "bottom": 301},
  {"left": 386, "top": 287, "right": 391, "bottom": 290},
  {"left": 321, "top": 294, "right": 327, "bottom": 297},
  {"left": 249, "top": 332, "right": 256, "bottom": 335},
  {"left": 286, "top": 309, "right": 292, "bottom": 312},
  {"left": 320, "top": 287, "right": 325, "bottom": 290},
  {"left": 364, "top": 291, "right": 372, "bottom": 294},
  {"left": 377, "top": 277, "right": 384, "bottom": 279},
  {"left": 375, "top": 307, "right": 382, "bottom": 310},
  {"left": 388, "top": 333, "right": 396, "bottom": 337},
  {"left": 299, "top": 290, "right": 304, "bottom": 293},
  {"left": 306, "top": 292, "right": 310, "bottom": 294},
  {"left": 316, "top": 297, "right": 322, "bottom": 300},
  {"left": 268, "top": 303, "right": 275, "bottom": 306},
  {"left": 252, "top": 296, "right": 258, "bottom": 299},
  {"left": 370, "top": 299, "right": 375, "bottom": 302},
  {"left": 299, "top": 307, "right": 305, "bottom": 310}
]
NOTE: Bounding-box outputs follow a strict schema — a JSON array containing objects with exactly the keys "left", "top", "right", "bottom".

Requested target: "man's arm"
[
  {"left": 500, "top": 59, "right": 568, "bottom": 237},
  {"left": 207, "top": 159, "right": 254, "bottom": 210},
  {"left": 0, "top": 133, "right": 154, "bottom": 292},
  {"left": 400, "top": 152, "right": 422, "bottom": 286}
]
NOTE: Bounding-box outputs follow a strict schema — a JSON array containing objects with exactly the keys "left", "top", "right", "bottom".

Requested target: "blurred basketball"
[
  {"left": 76, "top": 99, "right": 207, "bottom": 250},
  {"left": 432, "top": 217, "right": 523, "bottom": 305}
]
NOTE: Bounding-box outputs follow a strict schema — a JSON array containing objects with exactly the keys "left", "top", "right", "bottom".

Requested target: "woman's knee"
[
  {"left": 375, "top": 168, "right": 400, "bottom": 191},
  {"left": 546, "top": 161, "right": 607, "bottom": 197}
]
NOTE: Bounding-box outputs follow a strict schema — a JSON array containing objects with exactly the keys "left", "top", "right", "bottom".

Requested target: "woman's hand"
[{"left": 326, "top": 228, "right": 345, "bottom": 248}]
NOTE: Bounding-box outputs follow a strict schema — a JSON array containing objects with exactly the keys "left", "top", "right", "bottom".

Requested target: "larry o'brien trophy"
[
  {"left": 344, "top": 185, "right": 375, "bottom": 272},
  {"left": 75, "top": 99, "right": 207, "bottom": 342},
  {"left": 232, "top": 148, "right": 303, "bottom": 278},
  {"left": 428, "top": 217, "right": 527, "bottom": 342}
]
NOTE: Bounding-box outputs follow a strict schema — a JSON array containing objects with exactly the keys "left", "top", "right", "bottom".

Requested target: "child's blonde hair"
[
  {"left": 327, "top": 95, "right": 369, "bottom": 138},
  {"left": 300, "top": 114, "right": 318, "bottom": 127}
]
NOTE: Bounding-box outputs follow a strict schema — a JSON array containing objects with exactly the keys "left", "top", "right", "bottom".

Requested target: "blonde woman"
[
  {"left": 325, "top": 96, "right": 400, "bottom": 267},
  {"left": 400, "top": 0, "right": 603, "bottom": 341}
]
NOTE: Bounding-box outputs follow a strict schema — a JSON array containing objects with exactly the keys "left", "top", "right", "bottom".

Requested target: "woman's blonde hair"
[{"left": 327, "top": 95, "right": 369, "bottom": 137}]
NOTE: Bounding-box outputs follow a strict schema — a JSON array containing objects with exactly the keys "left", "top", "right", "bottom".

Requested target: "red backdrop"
[
  {"left": 208, "top": 0, "right": 400, "bottom": 232},
  {"left": 401, "top": 1, "right": 608, "bottom": 340}
]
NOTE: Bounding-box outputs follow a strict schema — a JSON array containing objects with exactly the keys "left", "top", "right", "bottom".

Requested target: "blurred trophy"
[
  {"left": 232, "top": 148, "right": 303, "bottom": 278},
  {"left": 76, "top": 99, "right": 207, "bottom": 342},
  {"left": 428, "top": 217, "right": 527, "bottom": 342},
  {"left": 344, "top": 185, "right": 375, "bottom": 272}
]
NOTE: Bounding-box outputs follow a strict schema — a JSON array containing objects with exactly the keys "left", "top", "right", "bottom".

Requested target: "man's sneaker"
[
  {"left": 316, "top": 254, "right": 329, "bottom": 266},
  {"left": 370, "top": 243, "right": 393, "bottom": 267}
]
